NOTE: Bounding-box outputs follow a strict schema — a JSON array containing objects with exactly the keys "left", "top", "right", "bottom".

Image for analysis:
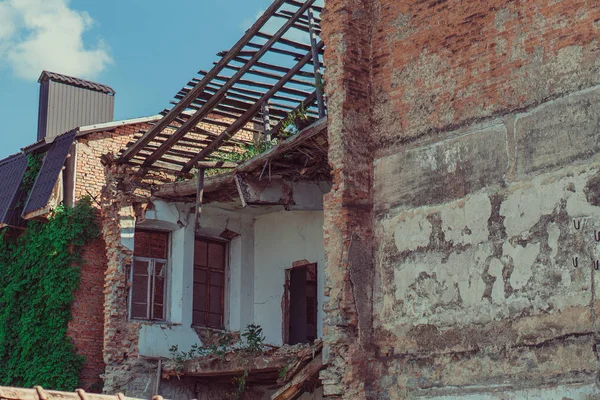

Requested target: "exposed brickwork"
[
  {"left": 67, "top": 235, "right": 108, "bottom": 393},
  {"left": 75, "top": 123, "right": 151, "bottom": 201},
  {"left": 98, "top": 165, "right": 140, "bottom": 394},
  {"left": 69, "top": 123, "right": 151, "bottom": 392},
  {"left": 370, "top": 0, "right": 600, "bottom": 152},
  {"left": 320, "top": 1, "right": 377, "bottom": 398}
]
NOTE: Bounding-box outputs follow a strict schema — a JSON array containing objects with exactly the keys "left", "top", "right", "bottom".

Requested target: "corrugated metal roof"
[
  {"left": 0, "top": 154, "right": 28, "bottom": 226},
  {"left": 38, "top": 70, "right": 115, "bottom": 95},
  {"left": 22, "top": 130, "right": 76, "bottom": 216}
]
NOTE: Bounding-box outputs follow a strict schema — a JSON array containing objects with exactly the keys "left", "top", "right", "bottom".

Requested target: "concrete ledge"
[
  {"left": 515, "top": 86, "right": 600, "bottom": 178},
  {"left": 374, "top": 124, "right": 508, "bottom": 212}
]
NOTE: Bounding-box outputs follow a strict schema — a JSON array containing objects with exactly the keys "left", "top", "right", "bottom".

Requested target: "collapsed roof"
[{"left": 119, "top": 0, "right": 326, "bottom": 174}]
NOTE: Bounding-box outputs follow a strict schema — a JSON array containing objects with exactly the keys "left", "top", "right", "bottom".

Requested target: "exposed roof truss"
[{"left": 119, "top": 0, "right": 325, "bottom": 174}]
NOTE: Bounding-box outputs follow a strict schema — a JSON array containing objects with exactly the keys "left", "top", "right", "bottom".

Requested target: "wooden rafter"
[
  {"left": 119, "top": 0, "right": 326, "bottom": 175},
  {"left": 119, "top": 0, "right": 290, "bottom": 162},
  {"left": 140, "top": 0, "right": 317, "bottom": 167},
  {"left": 181, "top": 41, "right": 324, "bottom": 172}
]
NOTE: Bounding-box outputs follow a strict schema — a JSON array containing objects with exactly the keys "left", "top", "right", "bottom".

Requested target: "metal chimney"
[{"left": 37, "top": 71, "right": 115, "bottom": 141}]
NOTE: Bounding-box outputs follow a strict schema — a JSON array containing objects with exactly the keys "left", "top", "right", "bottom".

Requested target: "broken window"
[
  {"left": 130, "top": 229, "right": 169, "bottom": 321},
  {"left": 284, "top": 263, "right": 318, "bottom": 345},
  {"left": 193, "top": 237, "right": 226, "bottom": 329}
]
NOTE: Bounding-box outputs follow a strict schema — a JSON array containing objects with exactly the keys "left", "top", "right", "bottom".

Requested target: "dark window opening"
[
  {"left": 193, "top": 237, "right": 226, "bottom": 329},
  {"left": 130, "top": 229, "right": 169, "bottom": 321},
  {"left": 284, "top": 263, "right": 318, "bottom": 345}
]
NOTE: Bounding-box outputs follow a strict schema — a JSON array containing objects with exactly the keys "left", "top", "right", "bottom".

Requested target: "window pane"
[
  {"left": 152, "top": 262, "right": 166, "bottom": 320},
  {"left": 194, "top": 268, "right": 207, "bottom": 284},
  {"left": 210, "top": 271, "right": 224, "bottom": 286},
  {"left": 131, "top": 303, "right": 148, "bottom": 319},
  {"left": 209, "top": 313, "right": 222, "bottom": 329},
  {"left": 208, "top": 242, "right": 225, "bottom": 270},
  {"left": 209, "top": 285, "right": 223, "bottom": 313},
  {"left": 194, "top": 240, "right": 208, "bottom": 266},
  {"left": 193, "top": 310, "right": 206, "bottom": 326},
  {"left": 131, "top": 260, "right": 149, "bottom": 319},
  {"left": 193, "top": 283, "right": 207, "bottom": 312},
  {"left": 153, "top": 304, "right": 164, "bottom": 321}
]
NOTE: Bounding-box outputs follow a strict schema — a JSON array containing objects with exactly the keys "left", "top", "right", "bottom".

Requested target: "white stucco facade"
[
  {"left": 254, "top": 210, "right": 326, "bottom": 345},
  {"left": 134, "top": 200, "right": 326, "bottom": 357}
]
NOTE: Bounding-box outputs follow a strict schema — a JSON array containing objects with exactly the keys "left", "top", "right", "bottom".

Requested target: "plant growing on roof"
[{"left": 15, "top": 153, "right": 44, "bottom": 208}]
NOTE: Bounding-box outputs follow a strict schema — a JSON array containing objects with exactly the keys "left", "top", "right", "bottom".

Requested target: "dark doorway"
[{"left": 285, "top": 263, "right": 317, "bottom": 345}]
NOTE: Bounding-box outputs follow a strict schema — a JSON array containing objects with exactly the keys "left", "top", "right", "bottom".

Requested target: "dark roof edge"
[{"left": 38, "top": 70, "right": 115, "bottom": 95}]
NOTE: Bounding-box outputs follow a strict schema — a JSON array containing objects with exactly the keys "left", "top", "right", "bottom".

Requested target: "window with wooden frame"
[
  {"left": 283, "top": 262, "right": 318, "bottom": 345},
  {"left": 192, "top": 237, "right": 226, "bottom": 329},
  {"left": 130, "top": 229, "right": 169, "bottom": 321}
]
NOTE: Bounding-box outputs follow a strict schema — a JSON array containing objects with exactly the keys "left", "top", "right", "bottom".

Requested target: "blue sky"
[{"left": 0, "top": 0, "right": 275, "bottom": 159}]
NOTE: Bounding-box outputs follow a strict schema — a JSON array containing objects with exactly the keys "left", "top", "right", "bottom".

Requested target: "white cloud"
[{"left": 0, "top": 0, "right": 112, "bottom": 81}]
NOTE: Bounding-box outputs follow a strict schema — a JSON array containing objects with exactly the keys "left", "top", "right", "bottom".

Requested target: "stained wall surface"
[{"left": 320, "top": 0, "right": 600, "bottom": 398}]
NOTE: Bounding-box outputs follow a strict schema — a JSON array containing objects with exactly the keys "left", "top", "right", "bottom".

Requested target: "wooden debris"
[
  {"left": 0, "top": 386, "right": 144, "bottom": 400},
  {"left": 152, "top": 118, "right": 328, "bottom": 200},
  {"left": 271, "top": 353, "right": 324, "bottom": 400}
]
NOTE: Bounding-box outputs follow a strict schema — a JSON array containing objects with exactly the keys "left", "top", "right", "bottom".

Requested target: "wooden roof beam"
[
  {"left": 220, "top": 62, "right": 316, "bottom": 87},
  {"left": 141, "top": 0, "right": 316, "bottom": 167},
  {"left": 203, "top": 82, "right": 307, "bottom": 104},
  {"left": 177, "top": 86, "right": 295, "bottom": 116},
  {"left": 255, "top": 32, "right": 319, "bottom": 54},
  {"left": 285, "top": 0, "right": 323, "bottom": 13},
  {"left": 279, "top": 9, "right": 322, "bottom": 25},
  {"left": 119, "top": 0, "right": 289, "bottom": 162},
  {"left": 202, "top": 86, "right": 306, "bottom": 113},
  {"left": 196, "top": 71, "right": 313, "bottom": 98},
  {"left": 181, "top": 41, "right": 325, "bottom": 172},
  {"left": 227, "top": 56, "right": 316, "bottom": 79}
]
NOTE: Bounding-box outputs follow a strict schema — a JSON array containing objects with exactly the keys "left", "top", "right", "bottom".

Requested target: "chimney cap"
[{"left": 38, "top": 70, "right": 115, "bottom": 95}]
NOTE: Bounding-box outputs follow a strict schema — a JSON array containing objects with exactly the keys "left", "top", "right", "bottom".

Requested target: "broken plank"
[{"left": 271, "top": 353, "right": 324, "bottom": 400}]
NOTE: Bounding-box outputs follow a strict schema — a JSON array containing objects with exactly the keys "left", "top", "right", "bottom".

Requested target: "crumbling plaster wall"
[
  {"left": 254, "top": 210, "right": 327, "bottom": 345},
  {"left": 373, "top": 87, "right": 600, "bottom": 397},
  {"left": 320, "top": 0, "right": 600, "bottom": 398}
]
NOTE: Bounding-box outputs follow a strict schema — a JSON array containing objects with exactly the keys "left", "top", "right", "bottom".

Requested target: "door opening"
[{"left": 284, "top": 262, "right": 317, "bottom": 345}]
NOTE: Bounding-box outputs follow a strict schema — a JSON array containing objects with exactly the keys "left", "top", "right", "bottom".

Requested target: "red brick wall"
[
  {"left": 371, "top": 0, "right": 600, "bottom": 149},
  {"left": 67, "top": 235, "right": 108, "bottom": 392},
  {"left": 69, "top": 124, "right": 147, "bottom": 391}
]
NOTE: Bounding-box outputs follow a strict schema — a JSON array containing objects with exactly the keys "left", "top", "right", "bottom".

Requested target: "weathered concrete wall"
[
  {"left": 254, "top": 210, "right": 326, "bottom": 345},
  {"left": 320, "top": 0, "right": 600, "bottom": 398},
  {"left": 372, "top": 85, "right": 600, "bottom": 396}
]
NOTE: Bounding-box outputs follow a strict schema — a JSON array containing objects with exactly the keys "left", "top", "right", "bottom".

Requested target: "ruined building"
[{"left": 1, "top": 0, "right": 600, "bottom": 399}]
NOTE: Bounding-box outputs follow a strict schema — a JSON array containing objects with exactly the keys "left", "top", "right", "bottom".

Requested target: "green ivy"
[
  {"left": 0, "top": 197, "right": 99, "bottom": 390},
  {"left": 15, "top": 153, "right": 44, "bottom": 208},
  {"left": 22, "top": 153, "right": 44, "bottom": 197}
]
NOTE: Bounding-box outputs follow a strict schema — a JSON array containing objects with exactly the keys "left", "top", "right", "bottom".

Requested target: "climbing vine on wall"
[{"left": 0, "top": 197, "right": 99, "bottom": 390}]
